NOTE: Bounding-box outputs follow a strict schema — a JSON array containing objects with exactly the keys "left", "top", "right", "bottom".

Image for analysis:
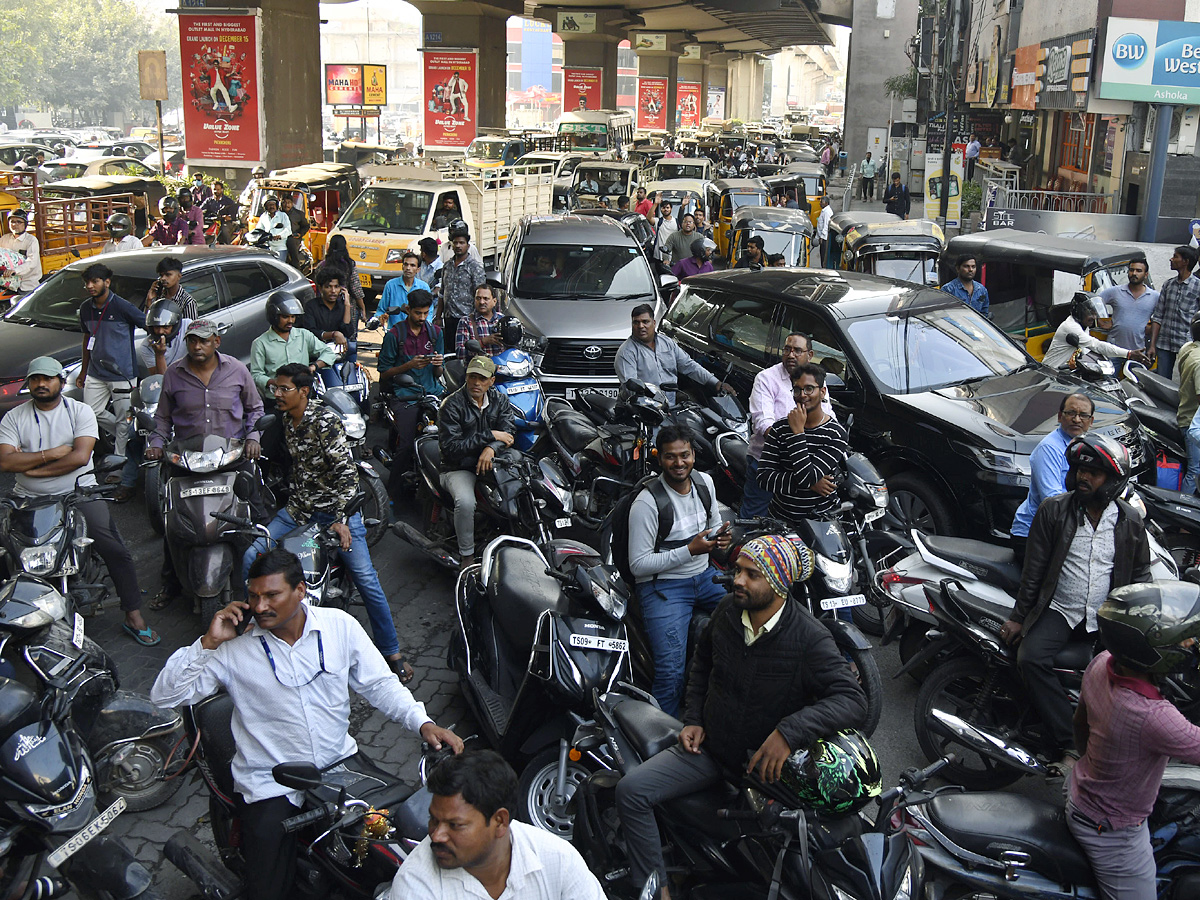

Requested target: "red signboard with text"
[
  {"left": 424, "top": 50, "right": 477, "bottom": 149},
  {"left": 563, "top": 68, "right": 603, "bottom": 112},
  {"left": 637, "top": 77, "right": 668, "bottom": 131},
  {"left": 179, "top": 13, "right": 263, "bottom": 164},
  {"left": 678, "top": 82, "right": 701, "bottom": 128}
]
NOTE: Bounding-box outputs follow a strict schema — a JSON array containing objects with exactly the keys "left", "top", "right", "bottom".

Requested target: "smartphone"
[{"left": 705, "top": 522, "right": 731, "bottom": 541}]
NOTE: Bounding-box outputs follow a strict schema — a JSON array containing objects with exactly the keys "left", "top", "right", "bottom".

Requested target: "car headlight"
[
  {"left": 954, "top": 442, "right": 1031, "bottom": 477},
  {"left": 497, "top": 358, "right": 533, "bottom": 379},
  {"left": 817, "top": 555, "right": 854, "bottom": 594},
  {"left": 20, "top": 545, "right": 58, "bottom": 576},
  {"left": 385, "top": 248, "right": 405, "bottom": 264}
]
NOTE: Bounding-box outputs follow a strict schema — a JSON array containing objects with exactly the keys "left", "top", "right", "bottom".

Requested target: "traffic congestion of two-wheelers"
[{"left": 3, "top": 125, "right": 1200, "bottom": 900}]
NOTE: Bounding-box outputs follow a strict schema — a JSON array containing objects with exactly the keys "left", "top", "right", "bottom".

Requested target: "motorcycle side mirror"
[
  {"left": 393, "top": 373, "right": 418, "bottom": 388},
  {"left": 272, "top": 762, "right": 325, "bottom": 789},
  {"left": 254, "top": 413, "right": 277, "bottom": 432},
  {"left": 639, "top": 872, "right": 662, "bottom": 900},
  {"left": 97, "top": 454, "right": 124, "bottom": 474},
  {"left": 465, "top": 339, "right": 484, "bottom": 356},
  {"left": 373, "top": 447, "right": 393, "bottom": 466}
]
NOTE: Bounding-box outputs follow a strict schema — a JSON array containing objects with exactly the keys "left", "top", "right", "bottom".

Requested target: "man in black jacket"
[
  {"left": 438, "top": 356, "right": 516, "bottom": 570},
  {"left": 615, "top": 534, "right": 867, "bottom": 895},
  {"left": 1000, "top": 434, "right": 1151, "bottom": 763},
  {"left": 882, "top": 172, "right": 910, "bottom": 219}
]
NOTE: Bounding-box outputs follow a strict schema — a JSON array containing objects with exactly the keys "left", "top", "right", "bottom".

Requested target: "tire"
[
  {"left": 851, "top": 594, "right": 886, "bottom": 637},
  {"left": 913, "top": 656, "right": 1024, "bottom": 790},
  {"left": 516, "top": 747, "right": 593, "bottom": 840},
  {"left": 359, "top": 468, "right": 389, "bottom": 548},
  {"left": 898, "top": 621, "right": 935, "bottom": 681},
  {"left": 200, "top": 585, "right": 230, "bottom": 632},
  {"left": 885, "top": 471, "right": 957, "bottom": 536},
  {"left": 1163, "top": 532, "right": 1200, "bottom": 571},
  {"left": 144, "top": 464, "right": 163, "bottom": 536},
  {"left": 98, "top": 735, "right": 185, "bottom": 812},
  {"left": 845, "top": 644, "right": 882, "bottom": 737}
]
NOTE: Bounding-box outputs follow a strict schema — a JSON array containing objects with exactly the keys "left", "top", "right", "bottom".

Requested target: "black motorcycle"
[
  {"left": 449, "top": 534, "right": 632, "bottom": 836},
  {"left": 163, "top": 691, "right": 435, "bottom": 900}
]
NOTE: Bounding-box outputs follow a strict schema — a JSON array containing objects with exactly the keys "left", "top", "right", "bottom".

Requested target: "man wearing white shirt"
[
  {"left": 390, "top": 750, "right": 604, "bottom": 900},
  {"left": 653, "top": 200, "right": 678, "bottom": 261},
  {"left": 100, "top": 213, "right": 143, "bottom": 255},
  {"left": 742, "top": 332, "right": 834, "bottom": 517},
  {"left": 151, "top": 549, "right": 464, "bottom": 900},
  {"left": 256, "top": 195, "right": 292, "bottom": 261},
  {"left": 0, "top": 208, "right": 40, "bottom": 292},
  {"left": 816, "top": 197, "right": 832, "bottom": 265}
]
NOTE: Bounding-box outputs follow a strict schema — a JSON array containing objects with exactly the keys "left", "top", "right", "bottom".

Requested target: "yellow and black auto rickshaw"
[
  {"left": 831, "top": 218, "right": 944, "bottom": 286},
  {"left": 824, "top": 211, "right": 902, "bottom": 267},
  {"left": 705, "top": 177, "right": 768, "bottom": 260},
  {"left": 247, "top": 163, "right": 362, "bottom": 264},
  {"left": 728, "top": 207, "right": 813, "bottom": 267}
]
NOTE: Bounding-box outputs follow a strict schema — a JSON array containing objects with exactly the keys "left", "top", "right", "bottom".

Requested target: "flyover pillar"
[
  {"left": 550, "top": 9, "right": 628, "bottom": 111},
  {"left": 727, "top": 54, "right": 766, "bottom": 122},
  {"left": 634, "top": 34, "right": 688, "bottom": 132},
  {"left": 707, "top": 53, "right": 731, "bottom": 122},
  {"left": 411, "top": 0, "right": 524, "bottom": 131}
]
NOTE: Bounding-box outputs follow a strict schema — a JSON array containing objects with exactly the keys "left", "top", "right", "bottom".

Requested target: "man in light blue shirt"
[
  {"left": 615, "top": 304, "right": 731, "bottom": 404},
  {"left": 1100, "top": 261, "right": 1158, "bottom": 352},
  {"left": 941, "top": 254, "right": 990, "bottom": 318},
  {"left": 370, "top": 251, "right": 433, "bottom": 329},
  {"left": 1010, "top": 392, "right": 1094, "bottom": 557}
]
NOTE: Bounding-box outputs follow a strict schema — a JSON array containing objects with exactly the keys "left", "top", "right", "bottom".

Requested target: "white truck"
[{"left": 329, "top": 162, "right": 554, "bottom": 296}]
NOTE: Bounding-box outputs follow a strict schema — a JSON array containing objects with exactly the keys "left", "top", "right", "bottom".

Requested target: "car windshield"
[
  {"left": 730, "top": 192, "right": 767, "bottom": 209},
  {"left": 574, "top": 168, "right": 628, "bottom": 189},
  {"left": 7, "top": 268, "right": 154, "bottom": 331},
  {"left": 844, "top": 303, "right": 1028, "bottom": 394},
  {"left": 337, "top": 187, "right": 433, "bottom": 233},
  {"left": 251, "top": 189, "right": 305, "bottom": 217},
  {"left": 657, "top": 164, "right": 707, "bottom": 179},
  {"left": 870, "top": 253, "right": 939, "bottom": 285},
  {"left": 515, "top": 242, "right": 655, "bottom": 299},
  {"left": 467, "top": 140, "right": 505, "bottom": 160}
]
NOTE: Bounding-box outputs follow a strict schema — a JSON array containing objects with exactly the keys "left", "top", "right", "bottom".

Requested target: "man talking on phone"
[{"left": 627, "top": 425, "right": 730, "bottom": 716}]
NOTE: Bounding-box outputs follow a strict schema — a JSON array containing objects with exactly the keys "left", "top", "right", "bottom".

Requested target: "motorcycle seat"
[
  {"left": 923, "top": 535, "right": 1023, "bottom": 595},
  {"left": 1130, "top": 403, "right": 1184, "bottom": 444},
  {"left": 662, "top": 781, "right": 744, "bottom": 841},
  {"left": 1137, "top": 369, "right": 1180, "bottom": 409},
  {"left": 612, "top": 699, "right": 684, "bottom": 761},
  {"left": 333, "top": 752, "right": 414, "bottom": 811},
  {"left": 924, "top": 791, "right": 1093, "bottom": 885},
  {"left": 487, "top": 545, "right": 569, "bottom": 653},
  {"left": 1052, "top": 640, "right": 1095, "bottom": 671},
  {"left": 548, "top": 405, "right": 601, "bottom": 454},
  {"left": 193, "top": 691, "right": 238, "bottom": 800},
  {"left": 578, "top": 391, "right": 618, "bottom": 423}
]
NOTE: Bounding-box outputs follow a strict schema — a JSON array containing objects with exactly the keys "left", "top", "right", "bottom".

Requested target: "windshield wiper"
[{"left": 597, "top": 292, "right": 654, "bottom": 301}]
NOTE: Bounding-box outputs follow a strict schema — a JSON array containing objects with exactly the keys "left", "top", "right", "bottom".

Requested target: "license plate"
[
  {"left": 72, "top": 613, "right": 84, "bottom": 650},
  {"left": 47, "top": 796, "right": 126, "bottom": 868},
  {"left": 180, "top": 485, "right": 231, "bottom": 498},
  {"left": 506, "top": 382, "right": 539, "bottom": 394},
  {"left": 565, "top": 387, "right": 620, "bottom": 400},
  {"left": 820, "top": 593, "right": 866, "bottom": 611},
  {"left": 569, "top": 633, "right": 629, "bottom": 652},
  {"left": 358, "top": 273, "right": 372, "bottom": 288},
  {"left": 554, "top": 517, "right": 572, "bottom": 529},
  {"left": 864, "top": 508, "right": 886, "bottom": 524}
]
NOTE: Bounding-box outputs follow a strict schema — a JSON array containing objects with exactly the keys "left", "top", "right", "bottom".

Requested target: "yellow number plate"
[{"left": 358, "top": 273, "right": 372, "bottom": 288}]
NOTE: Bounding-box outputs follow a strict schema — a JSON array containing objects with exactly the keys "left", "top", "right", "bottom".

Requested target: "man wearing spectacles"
[
  {"left": 1010, "top": 392, "right": 1095, "bottom": 560},
  {"left": 152, "top": 548, "right": 464, "bottom": 900}
]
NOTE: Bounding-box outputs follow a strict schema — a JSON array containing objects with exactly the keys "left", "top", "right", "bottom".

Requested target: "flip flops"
[{"left": 123, "top": 623, "right": 162, "bottom": 647}]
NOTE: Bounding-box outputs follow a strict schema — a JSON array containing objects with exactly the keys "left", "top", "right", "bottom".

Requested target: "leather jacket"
[{"left": 437, "top": 385, "right": 515, "bottom": 472}]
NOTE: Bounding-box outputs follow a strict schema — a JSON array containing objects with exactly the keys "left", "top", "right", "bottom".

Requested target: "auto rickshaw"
[
  {"left": 824, "top": 211, "right": 901, "bottom": 267},
  {"left": 728, "top": 207, "right": 813, "bottom": 267},
  {"left": 247, "top": 163, "right": 361, "bottom": 264},
  {"left": 705, "top": 177, "right": 768, "bottom": 260},
  {"left": 940, "top": 228, "right": 1151, "bottom": 359},
  {"left": 834, "top": 218, "right": 944, "bottom": 286},
  {"left": 778, "top": 161, "right": 828, "bottom": 230},
  {"left": 334, "top": 141, "right": 404, "bottom": 171}
]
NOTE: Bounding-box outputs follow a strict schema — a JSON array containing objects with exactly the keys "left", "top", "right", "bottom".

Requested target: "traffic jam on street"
[{"left": 2, "top": 1, "right": 1200, "bottom": 898}]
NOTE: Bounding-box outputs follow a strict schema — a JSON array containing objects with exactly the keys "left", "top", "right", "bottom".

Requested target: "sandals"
[
  {"left": 148, "top": 588, "right": 175, "bottom": 611},
  {"left": 122, "top": 623, "right": 161, "bottom": 647}
]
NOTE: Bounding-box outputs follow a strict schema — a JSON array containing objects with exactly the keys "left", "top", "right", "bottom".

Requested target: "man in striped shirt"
[{"left": 756, "top": 362, "right": 848, "bottom": 523}]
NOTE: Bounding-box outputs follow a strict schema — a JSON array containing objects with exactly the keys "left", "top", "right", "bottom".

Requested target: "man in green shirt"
[
  {"left": 1178, "top": 314, "right": 1200, "bottom": 494},
  {"left": 250, "top": 291, "right": 339, "bottom": 400}
]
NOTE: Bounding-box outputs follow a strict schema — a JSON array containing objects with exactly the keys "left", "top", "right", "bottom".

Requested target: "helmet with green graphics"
[{"left": 778, "top": 730, "right": 881, "bottom": 814}]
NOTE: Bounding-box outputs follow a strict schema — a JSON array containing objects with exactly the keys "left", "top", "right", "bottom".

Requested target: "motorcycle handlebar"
[
  {"left": 210, "top": 511, "right": 253, "bottom": 527},
  {"left": 716, "top": 809, "right": 759, "bottom": 820},
  {"left": 901, "top": 754, "right": 956, "bottom": 789},
  {"left": 281, "top": 803, "right": 336, "bottom": 833}
]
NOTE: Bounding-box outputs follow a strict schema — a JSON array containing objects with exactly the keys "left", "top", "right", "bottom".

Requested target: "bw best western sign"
[{"left": 1100, "top": 18, "right": 1200, "bottom": 103}]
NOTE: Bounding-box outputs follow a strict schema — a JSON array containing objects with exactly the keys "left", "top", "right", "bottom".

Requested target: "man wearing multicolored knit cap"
[{"left": 615, "top": 534, "right": 867, "bottom": 898}]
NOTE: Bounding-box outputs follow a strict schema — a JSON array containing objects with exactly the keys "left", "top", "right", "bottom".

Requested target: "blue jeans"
[
  {"left": 636, "top": 566, "right": 726, "bottom": 716},
  {"left": 1157, "top": 349, "right": 1178, "bottom": 380},
  {"left": 1186, "top": 407, "right": 1200, "bottom": 495},
  {"left": 739, "top": 455, "right": 771, "bottom": 518},
  {"left": 241, "top": 509, "right": 400, "bottom": 657}
]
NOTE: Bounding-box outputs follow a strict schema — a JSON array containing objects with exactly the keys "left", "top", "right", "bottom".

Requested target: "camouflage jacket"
[{"left": 284, "top": 400, "right": 358, "bottom": 523}]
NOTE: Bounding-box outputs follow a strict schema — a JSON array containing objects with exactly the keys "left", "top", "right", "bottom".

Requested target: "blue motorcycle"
[{"left": 449, "top": 317, "right": 544, "bottom": 451}]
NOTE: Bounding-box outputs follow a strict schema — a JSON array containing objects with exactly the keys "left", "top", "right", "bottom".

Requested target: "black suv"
[{"left": 661, "top": 268, "right": 1148, "bottom": 537}]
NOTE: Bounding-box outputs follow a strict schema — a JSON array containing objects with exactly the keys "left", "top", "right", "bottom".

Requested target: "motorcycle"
[
  {"left": 570, "top": 685, "right": 925, "bottom": 900},
  {"left": 312, "top": 342, "right": 372, "bottom": 419},
  {"left": 1121, "top": 359, "right": 1187, "bottom": 466},
  {"left": 449, "top": 534, "right": 633, "bottom": 835},
  {"left": 909, "top": 577, "right": 1200, "bottom": 790},
  {"left": 163, "top": 690, "right": 436, "bottom": 900},
  {"left": 444, "top": 336, "right": 545, "bottom": 452},
  {"left": 243, "top": 225, "right": 313, "bottom": 274}
]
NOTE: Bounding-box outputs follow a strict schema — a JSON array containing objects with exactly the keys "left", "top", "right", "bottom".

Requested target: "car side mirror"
[
  {"left": 272, "top": 762, "right": 324, "bottom": 789},
  {"left": 659, "top": 274, "right": 679, "bottom": 292},
  {"left": 825, "top": 373, "right": 848, "bottom": 392},
  {"left": 485, "top": 269, "right": 505, "bottom": 291}
]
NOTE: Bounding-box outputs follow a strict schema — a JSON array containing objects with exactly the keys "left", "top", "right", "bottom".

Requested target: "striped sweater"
[{"left": 756, "top": 416, "right": 848, "bottom": 522}]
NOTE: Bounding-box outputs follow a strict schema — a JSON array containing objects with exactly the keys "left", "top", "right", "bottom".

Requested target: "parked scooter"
[
  {"left": 163, "top": 691, "right": 435, "bottom": 900},
  {"left": 1122, "top": 359, "right": 1187, "bottom": 464},
  {"left": 450, "top": 534, "right": 631, "bottom": 835}
]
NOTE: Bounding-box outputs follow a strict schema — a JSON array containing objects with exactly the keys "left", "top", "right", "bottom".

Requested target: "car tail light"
[{"left": 0, "top": 380, "right": 27, "bottom": 400}]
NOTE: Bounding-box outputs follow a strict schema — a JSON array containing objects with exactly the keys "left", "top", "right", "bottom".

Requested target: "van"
[{"left": 554, "top": 110, "right": 634, "bottom": 156}]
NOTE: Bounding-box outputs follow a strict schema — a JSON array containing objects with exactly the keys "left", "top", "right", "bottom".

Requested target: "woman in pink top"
[{"left": 1073, "top": 582, "right": 1200, "bottom": 900}]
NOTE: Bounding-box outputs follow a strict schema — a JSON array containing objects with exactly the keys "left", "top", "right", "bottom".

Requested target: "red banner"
[
  {"left": 678, "top": 82, "right": 701, "bottom": 128},
  {"left": 637, "top": 77, "right": 668, "bottom": 131},
  {"left": 179, "top": 14, "right": 262, "bottom": 164},
  {"left": 424, "top": 50, "right": 477, "bottom": 149},
  {"left": 563, "top": 67, "right": 602, "bottom": 113}
]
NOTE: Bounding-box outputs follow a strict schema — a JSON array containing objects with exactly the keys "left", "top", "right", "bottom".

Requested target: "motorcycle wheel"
[
  {"left": 1164, "top": 532, "right": 1200, "bottom": 571},
  {"left": 851, "top": 589, "right": 886, "bottom": 637},
  {"left": 913, "top": 656, "right": 1024, "bottom": 790},
  {"left": 200, "top": 586, "right": 230, "bottom": 632},
  {"left": 100, "top": 735, "right": 185, "bottom": 812},
  {"left": 898, "top": 621, "right": 935, "bottom": 681},
  {"left": 846, "top": 644, "right": 882, "bottom": 737},
  {"left": 144, "top": 464, "right": 163, "bottom": 536},
  {"left": 360, "top": 468, "right": 389, "bottom": 548},
  {"left": 516, "top": 747, "right": 593, "bottom": 840}
]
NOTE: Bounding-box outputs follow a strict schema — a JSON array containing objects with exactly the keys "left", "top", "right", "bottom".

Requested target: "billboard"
[
  {"left": 1036, "top": 30, "right": 1094, "bottom": 109},
  {"left": 325, "top": 64, "right": 387, "bottom": 106},
  {"left": 707, "top": 86, "right": 726, "bottom": 119},
  {"left": 1100, "top": 17, "right": 1200, "bottom": 103},
  {"left": 424, "top": 50, "right": 476, "bottom": 149},
  {"left": 924, "top": 143, "right": 966, "bottom": 226},
  {"left": 678, "top": 82, "right": 702, "bottom": 128},
  {"left": 637, "top": 77, "right": 668, "bottom": 130},
  {"left": 179, "top": 13, "right": 263, "bottom": 164},
  {"left": 563, "top": 67, "right": 602, "bottom": 112}
]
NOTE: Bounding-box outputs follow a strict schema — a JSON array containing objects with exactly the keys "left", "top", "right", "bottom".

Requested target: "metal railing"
[
  {"left": 992, "top": 184, "right": 1117, "bottom": 213},
  {"left": 841, "top": 163, "right": 858, "bottom": 212}
]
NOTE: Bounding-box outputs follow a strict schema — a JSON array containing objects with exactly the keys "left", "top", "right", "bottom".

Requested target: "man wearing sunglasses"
[{"left": 152, "top": 547, "right": 464, "bottom": 900}]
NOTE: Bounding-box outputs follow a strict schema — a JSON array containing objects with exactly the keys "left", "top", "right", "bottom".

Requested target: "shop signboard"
[
  {"left": 563, "top": 68, "right": 602, "bottom": 112},
  {"left": 424, "top": 50, "right": 476, "bottom": 149},
  {"left": 1012, "top": 44, "right": 1039, "bottom": 110},
  {"left": 1100, "top": 17, "right": 1200, "bottom": 103},
  {"left": 1036, "top": 30, "right": 1095, "bottom": 109},
  {"left": 179, "top": 13, "right": 263, "bottom": 164},
  {"left": 637, "top": 77, "right": 668, "bottom": 130}
]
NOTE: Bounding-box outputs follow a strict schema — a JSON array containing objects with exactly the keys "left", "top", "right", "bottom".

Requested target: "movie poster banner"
[
  {"left": 707, "top": 86, "right": 726, "bottom": 119},
  {"left": 563, "top": 68, "right": 603, "bottom": 112},
  {"left": 678, "top": 82, "right": 701, "bottom": 128},
  {"left": 179, "top": 13, "right": 263, "bottom": 164},
  {"left": 424, "top": 50, "right": 477, "bottom": 149},
  {"left": 637, "top": 77, "right": 668, "bottom": 131}
]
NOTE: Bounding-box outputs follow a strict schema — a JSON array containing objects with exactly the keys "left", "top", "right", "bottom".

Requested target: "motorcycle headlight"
[
  {"left": 591, "top": 578, "right": 627, "bottom": 621},
  {"left": 343, "top": 412, "right": 367, "bottom": 441},
  {"left": 385, "top": 248, "right": 405, "bottom": 264},
  {"left": 519, "top": 334, "right": 547, "bottom": 355},
  {"left": 817, "top": 555, "right": 854, "bottom": 594},
  {"left": 891, "top": 866, "right": 913, "bottom": 900},
  {"left": 20, "top": 545, "right": 57, "bottom": 576},
  {"left": 172, "top": 445, "right": 244, "bottom": 472},
  {"left": 497, "top": 358, "right": 533, "bottom": 379}
]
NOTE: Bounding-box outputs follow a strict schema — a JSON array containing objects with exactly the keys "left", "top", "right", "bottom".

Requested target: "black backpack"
[{"left": 606, "top": 473, "right": 715, "bottom": 589}]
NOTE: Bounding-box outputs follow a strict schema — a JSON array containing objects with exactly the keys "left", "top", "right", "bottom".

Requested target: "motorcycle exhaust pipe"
[{"left": 164, "top": 831, "right": 243, "bottom": 900}]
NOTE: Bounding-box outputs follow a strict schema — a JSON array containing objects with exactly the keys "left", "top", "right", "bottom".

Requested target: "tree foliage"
[{"left": 884, "top": 68, "right": 918, "bottom": 100}]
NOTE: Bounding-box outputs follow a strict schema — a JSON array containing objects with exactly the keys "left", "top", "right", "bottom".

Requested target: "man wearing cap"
[
  {"left": 615, "top": 534, "right": 867, "bottom": 895},
  {"left": 0, "top": 208, "right": 41, "bottom": 292},
  {"left": 0, "top": 358, "right": 158, "bottom": 646},
  {"left": 437, "top": 355, "right": 516, "bottom": 571}
]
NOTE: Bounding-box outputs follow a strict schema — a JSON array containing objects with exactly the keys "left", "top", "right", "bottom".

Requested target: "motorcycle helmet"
[
  {"left": 265, "top": 290, "right": 304, "bottom": 328},
  {"left": 1064, "top": 433, "right": 1131, "bottom": 507},
  {"left": 105, "top": 212, "right": 133, "bottom": 239},
  {"left": 145, "top": 299, "right": 183, "bottom": 335},
  {"left": 176, "top": 186, "right": 193, "bottom": 206},
  {"left": 1071, "top": 291, "right": 1111, "bottom": 326},
  {"left": 263, "top": 193, "right": 279, "bottom": 208},
  {"left": 158, "top": 196, "right": 178, "bottom": 219},
  {"left": 448, "top": 219, "right": 470, "bottom": 241},
  {"left": 498, "top": 315, "right": 523, "bottom": 348},
  {"left": 1098, "top": 581, "right": 1200, "bottom": 676},
  {"left": 778, "top": 730, "right": 881, "bottom": 814},
  {"left": 252, "top": 165, "right": 267, "bottom": 178}
]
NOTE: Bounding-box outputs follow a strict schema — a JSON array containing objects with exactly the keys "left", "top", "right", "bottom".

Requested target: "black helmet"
[
  {"left": 265, "top": 290, "right": 304, "bottom": 328},
  {"left": 105, "top": 212, "right": 133, "bottom": 238},
  {"left": 263, "top": 193, "right": 279, "bottom": 207},
  {"left": 778, "top": 730, "right": 881, "bottom": 814},
  {"left": 158, "top": 196, "right": 178, "bottom": 217},
  {"left": 1071, "top": 291, "right": 1110, "bottom": 325},
  {"left": 690, "top": 237, "right": 707, "bottom": 259},
  {"left": 498, "top": 315, "right": 523, "bottom": 348},
  {"left": 145, "top": 299, "right": 183, "bottom": 334},
  {"left": 1064, "top": 433, "right": 1131, "bottom": 507},
  {"left": 448, "top": 219, "right": 469, "bottom": 240},
  {"left": 252, "top": 165, "right": 267, "bottom": 178},
  {"left": 1098, "top": 582, "right": 1200, "bottom": 676}
]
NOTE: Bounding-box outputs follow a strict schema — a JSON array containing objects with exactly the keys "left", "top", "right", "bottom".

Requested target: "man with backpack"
[{"left": 621, "top": 425, "right": 730, "bottom": 716}]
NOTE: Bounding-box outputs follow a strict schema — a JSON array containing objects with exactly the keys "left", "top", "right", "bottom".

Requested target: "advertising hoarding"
[
  {"left": 179, "top": 13, "right": 263, "bottom": 164},
  {"left": 637, "top": 77, "right": 668, "bottom": 130},
  {"left": 1100, "top": 17, "right": 1200, "bottom": 103},
  {"left": 563, "top": 67, "right": 602, "bottom": 112},
  {"left": 424, "top": 50, "right": 477, "bottom": 149},
  {"left": 678, "top": 83, "right": 702, "bottom": 128}
]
